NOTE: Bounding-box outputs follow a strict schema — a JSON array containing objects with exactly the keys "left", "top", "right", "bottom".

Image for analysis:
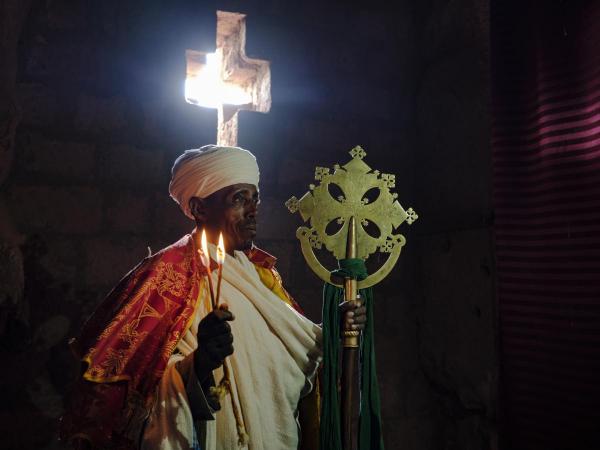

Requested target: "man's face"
[{"left": 192, "top": 183, "right": 259, "bottom": 253}]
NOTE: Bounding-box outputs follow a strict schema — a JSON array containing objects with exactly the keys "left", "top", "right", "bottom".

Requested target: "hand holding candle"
[{"left": 195, "top": 230, "right": 244, "bottom": 444}]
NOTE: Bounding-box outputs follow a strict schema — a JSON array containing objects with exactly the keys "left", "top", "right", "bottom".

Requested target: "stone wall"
[
  {"left": 414, "top": 1, "right": 497, "bottom": 449},
  {"left": 0, "top": 1, "right": 495, "bottom": 449}
]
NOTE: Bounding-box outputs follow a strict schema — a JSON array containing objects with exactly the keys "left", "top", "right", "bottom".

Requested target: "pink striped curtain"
[{"left": 491, "top": 1, "right": 600, "bottom": 449}]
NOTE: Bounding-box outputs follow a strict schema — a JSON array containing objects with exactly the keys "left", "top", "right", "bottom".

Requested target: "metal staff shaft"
[{"left": 342, "top": 216, "right": 360, "bottom": 450}]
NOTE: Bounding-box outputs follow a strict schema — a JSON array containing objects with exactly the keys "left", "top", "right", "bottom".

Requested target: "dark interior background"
[{"left": 0, "top": 1, "right": 495, "bottom": 449}]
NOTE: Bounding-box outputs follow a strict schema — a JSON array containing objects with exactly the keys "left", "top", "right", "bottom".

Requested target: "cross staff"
[
  {"left": 287, "top": 146, "right": 418, "bottom": 450},
  {"left": 185, "top": 10, "right": 271, "bottom": 146}
]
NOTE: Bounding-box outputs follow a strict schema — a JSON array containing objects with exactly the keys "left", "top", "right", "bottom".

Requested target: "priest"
[{"left": 60, "top": 145, "right": 366, "bottom": 450}]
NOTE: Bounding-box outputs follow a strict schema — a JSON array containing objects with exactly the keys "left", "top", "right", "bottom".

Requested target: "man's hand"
[
  {"left": 339, "top": 300, "right": 367, "bottom": 333},
  {"left": 194, "top": 304, "right": 235, "bottom": 382}
]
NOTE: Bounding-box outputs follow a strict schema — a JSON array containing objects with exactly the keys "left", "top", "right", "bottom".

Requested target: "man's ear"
[{"left": 189, "top": 197, "right": 208, "bottom": 222}]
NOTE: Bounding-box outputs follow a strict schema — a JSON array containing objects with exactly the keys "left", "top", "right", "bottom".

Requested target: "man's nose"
[{"left": 245, "top": 201, "right": 258, "bottom": 218}]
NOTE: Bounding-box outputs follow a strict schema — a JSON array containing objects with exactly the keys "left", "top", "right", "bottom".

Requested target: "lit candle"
[
  {"left": 216, "top": 233, "right": 225, "bottom": 306},
  {"left": 199, "top": 229, "right": 216, "bottom": 309}
]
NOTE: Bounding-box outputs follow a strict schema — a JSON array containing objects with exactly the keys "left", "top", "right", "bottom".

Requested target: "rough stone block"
[
  {"left": 83, "top": 236, "right": 148, "bottom": 286},
  {"left": 319, "top": 42, "right": 361, "bottom": 78},
  {"left": 75, "top": 93, "right": 127, "bottom": 134},
  {"left": 419, "top": 0, "right": 489, "bottom": 58},
  {"left": 16, "top": 83, "right": 70, "bottom": 129},
  {"left": 98, "top": 144, "right": 166, "bottom": 187},
  {"left": 8, "top": 185, "right": 103, "bottom": 234},
  {"left": 0, "top": 106, "right": 18, "bottom": 186},
  {"left": 374, "top": 290, "right": 420, "bottom": 365},
  {"left": 0, "top": 409, "right": 54, "bottom": 449},
  {"left": 415, "top": 49, "right": 491, "bottom": 234},
  {"left": 22, "top": 39, "right": 88, "bottom": 83},
  {"left": 46, "top": 0, "right": 87, "bottom": 31},
  {"left": 38, "top": 237, "right": 80, "bottom": 283},
  {"left": 276, "top": 157, "right": 316, "bottom": 190},
  {"left": 26, "top": 373, "right": 64, "bottom": 419},
  {"left": 297, "top": 118, "right": 355, "bottom": 160},
  {"left": 0, "top": 242, "right": 24, "bottom": 309},
  {"left": 73, "top": 288, "right": 107, "bottom": 323},
  {"left": 141, "top": 99, "right": 169, "bottom": 141},
  {"left": 150, "top": 193, "right": 194, "bottom": 245},
  {"left": 17, "top": 132, "right": 95, "bottom": 181},
  {"left": 105, "top": 191, "right": 151, "bottom": 233},
  {"left": 416, "top": 227, "right": 495, "bottom": 414},
  {"left": 350, "top": 84, "right": 394, "bottom": 121},
  {"left": 254, "top": 195, "right": 298, "bottom": 241},
  {"left": 383, "top": 416, "right": 439, "bottom": 450},
  {"left": 377, "top": 352, "right": 409, "bottom": 418},
  {"left": 375, "top": 291, "right": 428, "bottom": 420}
]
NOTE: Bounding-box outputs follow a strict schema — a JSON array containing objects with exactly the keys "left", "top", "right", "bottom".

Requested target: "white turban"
[{"left": 169, "top": 145, "right": 260, "bottom": 219}]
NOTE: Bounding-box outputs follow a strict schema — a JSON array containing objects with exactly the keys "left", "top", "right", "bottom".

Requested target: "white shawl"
[{"left": 142, "top": 246, "right": 322, "bottom": 450}]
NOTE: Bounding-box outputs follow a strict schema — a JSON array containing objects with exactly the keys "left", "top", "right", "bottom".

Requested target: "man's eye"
[{"left": 230, "top": 192, "right": 259, "bottom": 207}]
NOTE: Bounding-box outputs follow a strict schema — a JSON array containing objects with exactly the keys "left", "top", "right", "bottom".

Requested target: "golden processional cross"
[
  {"left": 286, "top": 146, "right": 418, "bottom": 450},
  {"left": 185, "top": 10, "right": 271, "bottom": 146},
  {"left": 286, "top": 145, "right": 418, "bottom": 287}
]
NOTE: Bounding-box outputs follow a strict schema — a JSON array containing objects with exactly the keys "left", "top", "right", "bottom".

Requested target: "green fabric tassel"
[{"left": 319, "top": 258, "right": 385, "bottom": 450}]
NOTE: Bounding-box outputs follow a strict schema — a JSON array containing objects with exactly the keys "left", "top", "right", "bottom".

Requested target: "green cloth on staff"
[{"left": 319, "top": 258, "right": 385, "bottom": 450}]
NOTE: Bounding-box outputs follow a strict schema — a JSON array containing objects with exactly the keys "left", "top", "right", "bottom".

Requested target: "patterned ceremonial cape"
[{"left": 60, "top": 233, "right": 305, "bottom": 449}]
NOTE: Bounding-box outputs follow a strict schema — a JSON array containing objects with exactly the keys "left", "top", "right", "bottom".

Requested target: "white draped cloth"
[{"left": 141, "top": 245, "right": 322, "bottom": 450}]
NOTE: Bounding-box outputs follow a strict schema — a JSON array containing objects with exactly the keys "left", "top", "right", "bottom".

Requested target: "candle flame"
[
  {"left": 200, "top": 229, "right": 210, "bottom": 268},
  {"left": 217, "top": 233, "right": 225, "bottom": 265}
]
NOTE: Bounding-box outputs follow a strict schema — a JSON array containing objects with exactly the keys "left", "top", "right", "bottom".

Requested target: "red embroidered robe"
[{"left": 60, "top": 233, "right": 306, "bottom": 449}]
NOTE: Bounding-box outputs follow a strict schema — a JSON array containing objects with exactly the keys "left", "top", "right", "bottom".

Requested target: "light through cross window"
[{"left": 185, "top": 52, "right": 252, "bottom": 108}]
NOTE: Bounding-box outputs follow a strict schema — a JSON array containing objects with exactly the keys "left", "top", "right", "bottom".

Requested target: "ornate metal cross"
[
  {"left": 185, "top": 11, "right": 271, "bottom": 146},
  {"left": 286, "top": 145, "right": 418, "bottom": 289}
]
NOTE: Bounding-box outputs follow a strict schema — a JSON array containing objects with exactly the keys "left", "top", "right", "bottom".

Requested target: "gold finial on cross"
[{"left": 185, "top": 11, "right": 271, "bottom": 146}]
